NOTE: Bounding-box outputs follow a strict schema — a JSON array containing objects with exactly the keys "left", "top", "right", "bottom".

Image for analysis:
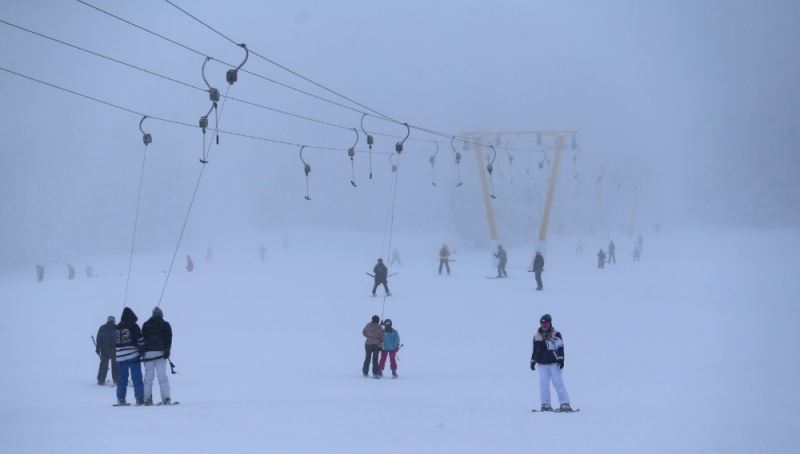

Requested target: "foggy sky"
[{"left": 1, "top": 0, "right": 798, "bottom": 266}]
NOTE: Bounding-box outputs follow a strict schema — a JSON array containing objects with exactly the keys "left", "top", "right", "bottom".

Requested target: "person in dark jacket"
[
  {"left": 96, "top": 316, "right": 119, "bottom": 385},
  {"left": 379, "top": 319, "right": 401, "bottom": 378},
  {"left": 532, "top": 251, "right": 545, "bottom": 290},
  {"left": 35, "top": 264, "right": 45, "bottom": 282},
  {"left": 494, "top": 245, "right": 508, "bottom": 278},
  {"left": 598, "top": 249, "right": 606, "bottom": 269},
  {"left": 362, "top": 315, "right": 385, "bottom": 378},
  {"left": 371, "top": 259, "right": 390, "bottom": 296},
  {"left": 185, "top": 255, "right": 194, "bottom": 272},
  {"left": 608, "top": 240, "right": 616, "bottom": 264},
  {"left": 438, "top": 244, "right": 451, "bottom": 275},
  {"left": 141, "top": 307, "right": 173, "bottom": 405},
  {"left": 115, "top": 307, "right": 145, "bottom": 405},
  {"left": 67, "top": 264, "right": 75, "bottom": 280},
  {"left": 530, "top": 314, "right": 572, "bottom": 412}
]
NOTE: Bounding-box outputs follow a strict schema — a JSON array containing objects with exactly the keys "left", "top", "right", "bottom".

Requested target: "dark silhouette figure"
[
  {"left": 390, "top": 248, "right": 402, "bottom": 266},
  {"left": 438, "top": 244, "right": 451, "bottom": 275},
  {"left": 185, "top": 255, "right": 194, "bottom": 272},
  {"left": 494, "top": 245, "right": 508, "bottom": 278},
  {"left": 598, "top": 250, "right": 606, "bottom": 269},
  {"left": 35, "top": 264, "right": 45, "bottom": 282},
  {"left": 96, "top": 316, "right": 119, "bottom": 385},
  {"left": 67, "top": 264, "right": 76, "bottom": 280},
  {"left": 371, "top": 259, "right": 390, "bottom": 296},
  {"left": 259, "top": 243, "right": 267, "bottom": 261},
  {"left": 632, "top": 246, "right": 641, "bottom": 262},
  {"left": 608, "top": 241, "right": 616, "bottom": 264},
  {"left": 532, "top": 251, "right": 545, "bottom": 290}
]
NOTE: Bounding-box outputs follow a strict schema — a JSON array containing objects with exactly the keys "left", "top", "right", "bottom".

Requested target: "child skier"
[
  {"left": 379, "top": 319, "right": 401, "bottom": 378},
  {"left": 530, "top": 314, "right": 573, "bottom": 412}
]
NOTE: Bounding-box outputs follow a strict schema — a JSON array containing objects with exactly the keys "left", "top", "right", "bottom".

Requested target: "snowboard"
[
  {"left": 157, "top": 401, "right": 180, "bottom": 406},
  {"left": 531, "top": 408, "right": 580, "bottom": 413}
]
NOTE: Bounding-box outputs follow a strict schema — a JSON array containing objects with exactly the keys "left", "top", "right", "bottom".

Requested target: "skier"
[
  {"left": 494, "top": 245, "right": 508, "bottom": 278},
  {"left": 35, "top": 264, "right": 44, "bottom": 282},
  {"left": 205, "top": 246, "right": 213, "bottom": 261},
  {"left": 371, "top": 258, "right": 390, "bottom": 297},
  {"left": 141, "top": 307, "right": 173, "bottom": 405},
  {"left": 532, "top": 251, "right": 544, "bottom": 291},
  {"left": 530, "top": 314, "right": 573, "bottom": 412},
  {"left": 597, "top": 249, "right": 606, "bottom": 269},
  {"left": 115, "top": 307, "right": 145, "bottom": 406},
  {"left": 67, "top": 264, "right": 75, "bottom": 280},
  {"left": 390, "top": 248, "right": 402, "bottom": 267},
  {"left": 95, "top": 316, "right": 118, "bottom": 386},
  {"left": 85, "top": 265, "right": 94, "bottom": 278},
  {"left": 637, "top": 233, "right": 644, "bottom": 251},
  {"left": 438, "top": 244, "right": 451, "bottom": 275},
  {"left": 608, "top": 240, "right": 616, "bottom": 264},
  {"left": 259, "top": 243, "right": 267, "bottom": 261},
  {"left": 632, "top": 245, "right": 641, "bottom": 262},
  {"left": 185, "top": 255, "right": 194, "bottom": 272},
  {"left": 362, "top": 315, "right": 384, "bottom": 378},
  {"left": 575, "top": 239, "right": 584, "bottom": 255},
  {"left": 379, "top": 319, "right": 401, "bottom": 378}
]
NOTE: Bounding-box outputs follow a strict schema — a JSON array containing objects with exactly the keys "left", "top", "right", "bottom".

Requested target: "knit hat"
[
  {"left": 371, "top": 315, "right": 380, "bottom": 323},
  {"left": 540, "top": 314, "right": 552, "bottom": 324},
  {"left": 153, "top": 307, "right": 163, "bottom": 318}
]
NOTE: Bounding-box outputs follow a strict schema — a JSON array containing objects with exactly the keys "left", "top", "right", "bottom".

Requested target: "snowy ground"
[{"left": 1, "top": 228, "right": 799, "bottom": 453}]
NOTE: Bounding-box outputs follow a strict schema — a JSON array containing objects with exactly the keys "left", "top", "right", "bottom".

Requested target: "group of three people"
[{"left": 96, "top": 306, "right": 173, "bottom": 405}]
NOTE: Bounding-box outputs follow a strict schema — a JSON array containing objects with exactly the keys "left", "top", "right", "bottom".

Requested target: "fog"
[{"left": 1, "top": 0, "right": 798, "bottom": 268}]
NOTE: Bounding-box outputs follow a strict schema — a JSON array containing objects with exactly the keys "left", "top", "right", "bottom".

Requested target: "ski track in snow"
[{"left": 0, "top": 229, "right": 799, "bottom": 453}]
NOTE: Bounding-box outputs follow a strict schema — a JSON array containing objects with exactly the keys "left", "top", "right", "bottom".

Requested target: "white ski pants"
[
  {"left": 538, "top": 363, "right": 570, "bottom": 406},
  {"left": 143, "top": 356, "right": 170, "bottom": 401}
]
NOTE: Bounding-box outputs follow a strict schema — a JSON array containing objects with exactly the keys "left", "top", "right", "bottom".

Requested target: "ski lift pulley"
[
  {"left": 225, "top": 43, "right": 249, "bottom": 85},
  {"left": 139, "top": 115, "right": 152, "bottom": 146}
]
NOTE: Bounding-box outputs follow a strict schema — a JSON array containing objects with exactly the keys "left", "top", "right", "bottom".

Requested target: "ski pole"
[
  {"left": 90, "top": 335, "right": 99, "bottom": 357},
  {"left": 169, "top": 360, "right": 178, "bottom": 375}
]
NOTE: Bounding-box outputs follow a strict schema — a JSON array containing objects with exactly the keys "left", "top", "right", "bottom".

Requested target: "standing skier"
[
  {"left": 141, "top": 307, "right": 173, "bottom": 405},
  {"left": 495, "top": 245, "right": 508, "bottom": 278},
  {"left": 67, "top": 264, "right": 75, "bottom": 280},
  {"left": 632, "top": 245, "right": 641, "bottom": 262},
  {"left": 608, "top": 241, "right": 616, "bottom": 264},
  {"left": 35, "top": 264, "right": 45, "bottom": 282},
  {"left": 379, "top": 319, "right": 401, "bottom": 378},
  {"left": 438, "top": 244, "right": 451, "bottom": 275},
  {"left": 115, "top": 307, "right": 145, "bottom": 405},
  {"left": 597, "top": 249, "right": 606, "bottom": 269},
  {"left": 371, "top": 258, "right": 391, "bottom": 296},
  {"left": 95, "top": 316, "right": 118, "bottom": 385},
  {"left": 390, "top": 248, "right": 402, "bottom": 266},
  {"left": 362, "top": 315, "right": 384, "bottom": 378},
  {"left": 185, "top": 255, "right": 194, "bottom": 272},
  {"left": 532, "top": 251, "right": 545, "bottom": 291},
  {"left": 530, "top": 314, "right": 572, "bottom": 412},
  {"left": 259, "top": 243, "right": 267, "bottom": 261}
]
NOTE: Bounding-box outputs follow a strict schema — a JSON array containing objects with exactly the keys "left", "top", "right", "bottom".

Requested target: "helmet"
[
  {"left": 383, "top": 318, "right": 392, "bottom": 326},
  {"left": 539, "top": 314, "right": 552, "bottom": 324}
]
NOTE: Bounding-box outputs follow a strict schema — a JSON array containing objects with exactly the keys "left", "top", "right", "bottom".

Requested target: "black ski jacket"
[
  {"left": 533, "top": 254, "right": 544, "bottom": 272},
  {"left": 115, "top": 307, "right": 144, "bottom": 362},
  {"left": 142, "top": 316, "right": 172, "bottom": 359},
  {"left": 531, "top": 328, "right": 565, "bottom": 367},
  {"left": 373, "top": 262, "right": 388, "bottom": 281},
  {"left": 96, "top": 321, "right": 117, "bottom": 354}
]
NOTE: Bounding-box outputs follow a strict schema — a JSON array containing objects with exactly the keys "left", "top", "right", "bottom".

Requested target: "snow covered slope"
[{"left": 1, "top": 229, "right": 798, "bottom": 453}]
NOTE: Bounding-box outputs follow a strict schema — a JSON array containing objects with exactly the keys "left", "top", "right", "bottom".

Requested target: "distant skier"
[
  {"left": 371, "top": 258, "right": 390, "bottom": 297},
  {"left": 67, "top": 264, "right": 75, "bottom": 280},
  {"left": 532, "top": 251, "right": 544, "bottom": 291},
  {"left": 608, "top": 241, "right": 616, "bottom": 264},
  {"left": 530, "top": 314, "right": 573, "bottom": 412},
  {"left": 185, "top": 255, "right": 194, "bottom": 272},
  {"left": 637, "top": 234, "right": 644, "bottom": 251},
  {"left": 362, "top": 315, "right": 384, "bottom": 378},
  {"left": 575, "top": 239, "right": 584, "bottom": 256},
  {"left": 632, "top": 245, "right": 641, "bottom": 262},
  {"left": 115, "top": 307, "right": 144, "bottom": 406},
  {"left": 494, "top": 245, "right": 508, "bottom": 278},
  {"left": 597, "top": 249, "right": 606, "bottom": 269},
  {"left": 379, "top": 319, "right": 401, "bottom": 378},
  {"left": 438, "top": 244, "right": 451, "bottom": 275},
  {"left": 259, "top": 243, "right": 267, "bottom": 261},
  {"left": 390, "top": 248, "right": 402, "bottom": 267},
  {"left": 142, "top": 307, "right": 173, "bottom": 405},
  {"left": 35, "top": 264, "right": 44, "bottom": 282},
  {"left": 85, "top": 265, "right": 94, "bottom": 278},
  {"left": 205, "top": 246, "right": 213, "bottom": 261},
  {"left": 95, "top": 316, "right": 118, "bottom": 386}
]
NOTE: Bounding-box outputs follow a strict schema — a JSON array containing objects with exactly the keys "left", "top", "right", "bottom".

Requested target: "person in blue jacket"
[{"left": 379, "top": 319, "right": 401, "bottom": 378}]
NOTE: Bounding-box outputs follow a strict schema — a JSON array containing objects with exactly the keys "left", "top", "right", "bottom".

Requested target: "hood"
[{"left": 120, "top": 307, "right": 138, "bottom": 325}]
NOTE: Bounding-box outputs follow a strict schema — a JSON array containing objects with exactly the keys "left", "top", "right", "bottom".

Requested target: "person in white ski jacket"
[{"left": 530, "top": 314, "right": 572, "bottom": 412}]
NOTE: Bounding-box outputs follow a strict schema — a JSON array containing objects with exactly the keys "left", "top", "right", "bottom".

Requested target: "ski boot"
[
  {"left": 115, "top": 398, "right": 128, "bottom": 406},
  {"left": 392, "top": 371, "right": 398, "bottom": 379},
  {"left": 144, "top": 398, "right": 154, "bottom": 406},
  {"left": 559, "top": 403, "right": 573, "bottom": 412},
  {"left": 540, "top": 404, "right": 553, "bottom": 412},
  {"left": 162, "top": 398, "right": 171, "bottom": 405},
  {"left": 135, "top": 398, "right": 145, "bottom": 406}
]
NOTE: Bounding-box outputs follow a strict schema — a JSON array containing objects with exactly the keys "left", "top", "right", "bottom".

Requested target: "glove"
[
  {"left": 95, "top": 349, "right": 100, "bottom": 356},
  {"left": 164, "top": 350, "right": 170, "bottom": 359},
  {"left": 558, "top": 360, "right": 564, "bottom": 369},
  {"left": 530, "top": 361, "right": 536, "bottom": 371}
]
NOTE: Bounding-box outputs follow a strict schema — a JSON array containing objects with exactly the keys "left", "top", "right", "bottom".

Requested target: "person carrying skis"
[
  {"left": 530, "top": 314, "right": 573, "bottom": 412},
  {"left": 115, "top": 307, "right": 145, "bottom": 405},
  {"left": 379, "top": 319, "right": 401, "bottom": 378},
  {"left": 362, "top": 315, "right": 384, "bottom": 378},
  {"left": 438, "top": 244, "right": 451, "bottom": 275},
  {"left": 96, "top": 316, "right": 118, "bottom": 385},
  {"left": 371, "top": 258, "right": 390, "bottom": 296},
  {"left": 141, "top": 307, "right": 173, "bottom": 405},
  {"left": 608, "top": 240, "right": 616, "bottom": 264},
  {"left": 532, "top": 251, "right": 545, "bottom": 291},
  {"left": 597, "top": 249, "right": 606, "bottom": 269},
  {"left": 494, "top": 245, "right": 508, "bottom": 278}
]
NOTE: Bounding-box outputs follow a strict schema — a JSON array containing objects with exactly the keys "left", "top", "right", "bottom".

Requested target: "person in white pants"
[
  {"left": 530, "top": 314, "right": 573, "bottom": 412},
  {"left": 141, "top": 307, "right": 173, "bottom": 405}
]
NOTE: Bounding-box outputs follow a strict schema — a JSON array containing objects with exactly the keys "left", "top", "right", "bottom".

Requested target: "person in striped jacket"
[{"left": 115, "top": 307, "right": 144, "bottom": 405}]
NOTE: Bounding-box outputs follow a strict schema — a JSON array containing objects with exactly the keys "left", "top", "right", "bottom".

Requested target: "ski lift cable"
[
  {"left": 123, "top": 115, "right": 151, "bottom": 307},
  {"left": 450, "top": 136, "right": 463, "bottom": 187},
  {"left": 488, "top": 145, "right": 497, "bottom": 199},
  {"left": 361, "top": 113, "right": 374, "bottom": 180},
  {"left": 430, "top": 141, "right": 438, "bottom": 187},
  {"left": 299, "top": 145, "right": 312, "bottom": 200},
  {"left": 348, "top": 128, "right": 358, "bottom": 187}
]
